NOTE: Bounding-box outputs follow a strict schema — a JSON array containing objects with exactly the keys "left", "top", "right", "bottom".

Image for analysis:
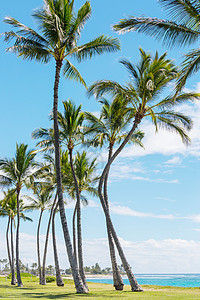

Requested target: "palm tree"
[
  {"left": 0, "top": 198, "right": 13, "bottom": 282},
  {"left": 52, "top": 200, "right": 64, "bottom": 286},
  {"left": 62, "top": 150, "right": 98, "bottom": 281},
  {"left": 87, "top": 48, "right": 200, "bottom": 291},
  {"left": 57, "top": 99, "right": 88, "bottom": 290},
  {"left": 30, "top": 150, "right": 69, "bottom": 287},
  {"left": 0, "top": 191, "right": 33, "bottom": 285},
  {"left": 0, "top": 143, "right": 36, "bottom": 287},
  {"left": 3, "top": 1, "right": 120, "bottom": 293},
  {"left": 25, "top": 184, "right": 53, "bottom": 285},
  {"left": 84, "top": 98, "right": 144, "bottom": 290},
  {"left": 113, "top": 0, "right": 200, "bottom": 92}
]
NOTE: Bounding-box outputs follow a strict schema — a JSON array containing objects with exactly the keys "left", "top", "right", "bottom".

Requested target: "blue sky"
[{"left": 0, "top": 0, "right": 200, "bottom": 273}]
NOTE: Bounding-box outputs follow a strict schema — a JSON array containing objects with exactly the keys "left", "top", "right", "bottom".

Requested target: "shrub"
[
  {"left": 46, "top": 276, "right": 56, "bottom": 283},
  {"left": 7, "top": 272, "right": 36, "bottom": 279}
]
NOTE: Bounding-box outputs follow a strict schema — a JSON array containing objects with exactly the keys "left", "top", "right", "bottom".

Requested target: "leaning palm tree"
[
  {"left": 0, "top": 144, "right": 36, "bottom": 287},
  {"left": 25, "top": 184, "right": 53, "bottom": 285},
  {"left": 87, "top": 48, "right": 200, "bottom": 291},
  {"left": 113, "top": 0, "right": 200, "bottom": 92},
  {"left": 84, "top": 97, "right": 144, "bottom": 290},
  {"left": 3, "top": 0, "right": 120, "bottom": 293}
]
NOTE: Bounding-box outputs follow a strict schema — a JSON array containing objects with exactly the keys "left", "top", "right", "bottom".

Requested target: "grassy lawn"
[{"left": 0, "top": 277, "right": 200, "bottom": 299}]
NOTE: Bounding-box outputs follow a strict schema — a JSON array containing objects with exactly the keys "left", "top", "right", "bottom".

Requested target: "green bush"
[
  {"left": 7, "top": 272, "right": 36, "bottom": 279},
  {"left": 46, "top": 276, "right": 56, "bottom": 283}
]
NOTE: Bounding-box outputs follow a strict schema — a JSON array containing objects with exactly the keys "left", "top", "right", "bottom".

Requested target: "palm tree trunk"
[
  {"left": 16, "top": 188, "right": 23, "bottom": 287},
  {"left": 41, "top": 194, "right": 57, "bottom": 285},
  {"left": 6, "top": 217, "right": 12, "bottom": 272},
  {"left": 10, "top": 218, "right": 16, "bottom": 285},
  {"left": 69, "top": 149, "right": 88, "bottom": 292},
  {"left": 104, "top": 144, "right": 124, "bottom": 290},
  {"left": 98, "top": 120, "right": 143, "bottom": 292},
  {"left": 73, "top": 202, "right": 78, "bottom": 264},
  {"left": 52, "top": 200, "right": 64, "bottom": 287},
  {"left": 53, "top": 59, "right": 87, "bottom": 294},
  {"left": 37, "top": 209, "right": 43, "bottom": 285}
]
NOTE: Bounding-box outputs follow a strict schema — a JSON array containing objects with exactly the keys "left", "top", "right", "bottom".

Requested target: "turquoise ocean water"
[{"left": 87, "top": 274, "right": 200, "bottom": 287}]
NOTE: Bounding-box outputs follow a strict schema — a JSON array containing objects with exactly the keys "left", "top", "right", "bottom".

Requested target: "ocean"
[{"left": 87, "top": 274, "right": 200, "bottom": 287}]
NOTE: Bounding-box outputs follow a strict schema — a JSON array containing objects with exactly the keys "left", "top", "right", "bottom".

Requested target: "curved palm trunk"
[
  {"left": 69, "top": 149, "right": 88, "bottom": 292},
  {"left": 99, "top": 119, "right": 143, "bottom": 292},
  {"left": 72, "top": 202, "right": 78, "bottom": 264},
  {"left": 52, "top": 200, "right": 64, "bottom": 287},
  {"left": 16, "top": 188, "right": 23, "bottom": 287},
  {"left": 104, "top": 144, "right": 124, "bottom": 290},
  {"left": 10, "top": 218, "right": 16, "bottom": 285},
  {"left": 41, "top": 194, "right": 57, "bottom": 285},
  {"left": 53, "top": 59, "right": 87, "bottom": 294},
  {"left": 37, "top": 210, "right": 43, "bottom": 285},
  {"left": 6, "top": 217, "right": 12, "bottom": 272}
]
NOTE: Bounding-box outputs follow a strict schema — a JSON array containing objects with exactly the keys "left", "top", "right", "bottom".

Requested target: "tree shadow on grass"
[{"left": 20, "top": 292, "right": 121, "bottom": 298}]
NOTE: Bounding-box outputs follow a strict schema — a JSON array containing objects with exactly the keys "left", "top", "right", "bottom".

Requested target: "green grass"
[{"left": 0, "top": 277, "right": 200, "bottom": 299}]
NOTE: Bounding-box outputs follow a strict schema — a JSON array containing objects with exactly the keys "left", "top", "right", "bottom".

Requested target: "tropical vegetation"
[{"left": 1, "top": 0, "right": 200, "bottom": 297}]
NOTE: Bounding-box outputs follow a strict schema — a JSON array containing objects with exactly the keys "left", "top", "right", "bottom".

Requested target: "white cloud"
[
  {"left": 164, "top": 156, "right": 182, "bottom": 166},
  {"left": 117, "top": 98, "right": 200, "bottom": 159},
  {"left": 109, "top": 203, "right": 200, "bottom": 224},
  {"left": 108, "top": 160, "right": 179, "bottom": 184},
  {"left": 155, "top": 196, "right": 176, "bottom": 202},
  {"left": 110, "top": 204, "right": 177, "bottom": 220},
  {"left": 0, "top": 232, "right": 200, "bottom": 273}
]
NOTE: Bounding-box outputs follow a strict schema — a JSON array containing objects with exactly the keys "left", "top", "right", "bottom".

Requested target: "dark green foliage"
[{"left": 46, "top": 276, "right": 56, "bottom": 283}]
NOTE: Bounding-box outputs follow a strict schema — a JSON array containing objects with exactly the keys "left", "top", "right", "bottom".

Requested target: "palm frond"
[
  {"left": 176, "top": 48, "right": 200, "bottom": 91},
  {"left": 87, "top": 80, "right": 126, "bottom": 99},
  {"left": 4, "top": 16, "right": 48, "bottom": 44},
  {"left": 157, "top": 115, "right": 191, "bottom": 145},
  {"left": 63, "top": 60, "right": 87, "bottom": 87},
  {"left": 72, "top": 35, "right": 120, "bottom": 62},
  {"left": 113, "top": 17, "right": 199, "bottom": 47},
  {"left": 159, "top": 0, "right": 200, "bottom": 26}
]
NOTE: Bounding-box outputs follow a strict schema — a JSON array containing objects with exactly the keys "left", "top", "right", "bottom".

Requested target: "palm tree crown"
[
  {"left": 84, "top": 97, "right": 144, "bottom": 148},
  {"left": 88, "top": 48, "right": 200, "bottom": 145},
  {"left": 4, "top": 0, "right": 120, "bottom": 86},
  {"left": 58, "top": 99, "right": 85, "bottom": 150},
  {"left": 113, "top": 0, "right": 200, "bottom": 91},
  {"left": 0, "top": 143, "right": 36, "bottom": 191}
]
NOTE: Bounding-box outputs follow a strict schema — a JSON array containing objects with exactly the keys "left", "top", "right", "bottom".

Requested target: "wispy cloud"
[
  {"left": 155, "top": 196, "right": 176, "bottom": 203},
  {"left": 164, "top": 156, "right": 182, "bottom": 166},
  {"left": 117, "top": 92, "right": 200, "bottom": 159},
  {"left": 109, "top": 203, "right": 200, "bottom": 224},
  {"left": 110, "top": 204, "right": 177, "bottom": 220},
  {"left": 108, "top": 161, "right": 179, "bottom": 184}
]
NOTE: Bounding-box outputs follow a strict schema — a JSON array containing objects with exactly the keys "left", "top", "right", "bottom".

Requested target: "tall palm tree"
[
  {"left": 84, "top": 98, "right": 144, "bottom": 290},
  {"left": 87, "top": 48, "right": 200, "bottom": 291},
  {"left": 25, "top": 184, "right": 53, "bottom": 285},
  {"left": 30, "top": 150, "right": 69, "bottom": 287},
  {"left": 62, "top": 150, "right": 98, "bottom": 279},
  {"left": 113, "top": 0, "right": 200, "bottom": 92},
  {"left": 3, "top": 1, "right": 120, "bottom": 292},
  {"left": 0, "top": 143, "right": 36, "bottom": 287},
  {"left": 57, "top": 99, "right": 88, "bottom": 290}
]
